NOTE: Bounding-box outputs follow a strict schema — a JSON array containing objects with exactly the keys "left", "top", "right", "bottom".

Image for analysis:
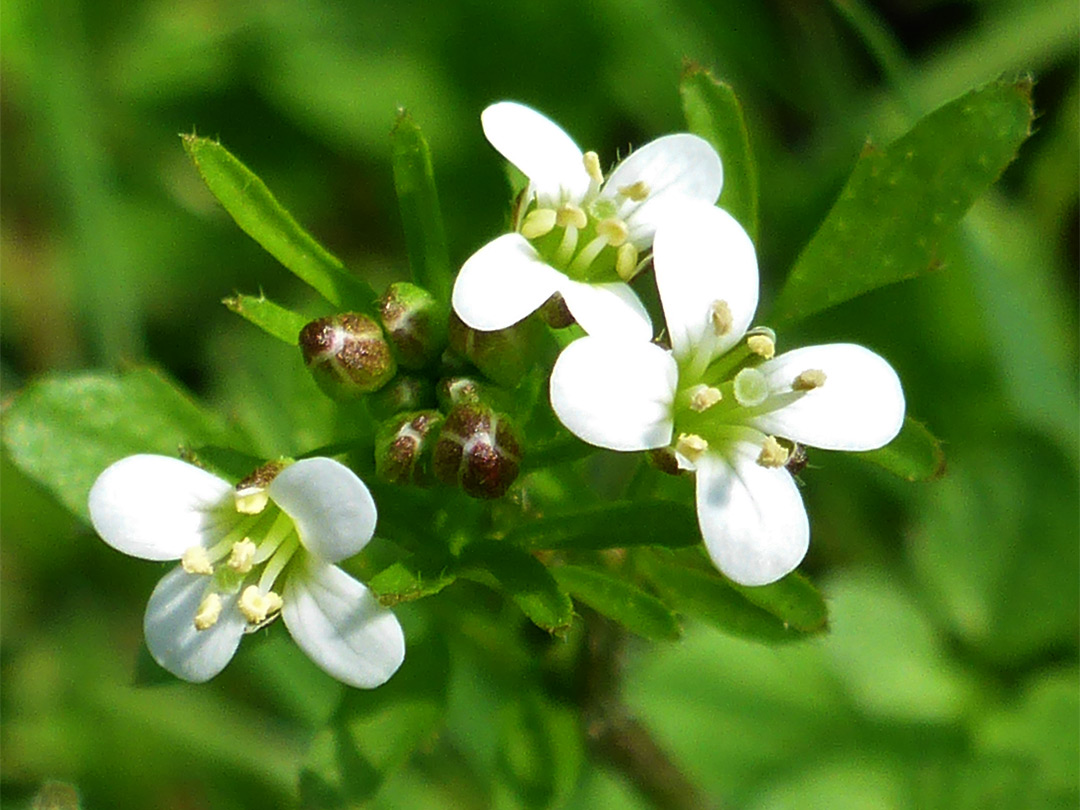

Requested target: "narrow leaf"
[
  {"left": 680, "top": 64, "right": 759, "bottom": 242},
  {"left": 858, "top": 416, "right": 946, "bottom": 482},
  {"left": 771, "top": 79, "right": 1034, "bottom": 324},
  {"left": 223, "top": 292, "right": 309, "bottom": 346},
  {"left": 182, "top": 134, "right": 376, "bottom": 311},
  {"left": 552, "top": 565, "right": 681, "bottom": 641},
  {"left": 728, "top": 570, "right": 828, "bottom": 633},
  {"left": 392, "top": 110, "right": 453, "bottom": 305},
  {"left": 506, "top": 501, "right": 700, "bottom": 551},
  {"left": 458, "top": 542, "right": 573, "bottom": 634}
]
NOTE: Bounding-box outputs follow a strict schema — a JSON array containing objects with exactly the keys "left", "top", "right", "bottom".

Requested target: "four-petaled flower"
[
  {"left": 452, "top": 101, "right": 723, "bottom": 340},
  {"left": 550, "top": 204, "right": 905, "bottom": 586},
  {"left": 88, "top": 455, "right": 405, "bottom": 687}
]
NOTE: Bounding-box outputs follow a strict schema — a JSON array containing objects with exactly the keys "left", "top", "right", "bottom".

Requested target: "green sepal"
[
  {"left": 858, "top": 416, "right": 946, "bottom": 482},
  {"left": 551, "top": 565, "right": 682, "bottom": 641},
  {"left": 680, "top": 63, "right": 759, "bottom": 242},
  {"left": 771, "top": 78, "right": 1034, "bottom": 325},
  {"left": 505, "top": 501, "right": 700, "bottom": 551},
  {"left": 222, "top": 292, "right": 309, "bottom": 346},
  {"left": 182, "top": 134, "right": 377, "bottom": 312}
]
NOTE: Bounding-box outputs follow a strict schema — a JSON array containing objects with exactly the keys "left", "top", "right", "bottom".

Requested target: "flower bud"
[
  {"left": 299, "top": 313, "right": 397, "bottom": 400},
  {"left": 435, "top": 376, "right": 514, "bottom": 415},
  {"left": 447, "top": 313, "right": 552, "bottom": 388},
  {"left": 368, "top": 375, "right": 436, "bottom": 422},
  {"left": 377, "top": 282, "right": 448, "bottom": 369},
  {"left": 433, "top": 403, "right": 521, "bottom": 499},
  {"left": 375, "top": 410, "right": 444, "bottom": 486},
  {"left": 537, "top": 293, "right": 576, "bottom": 329}
]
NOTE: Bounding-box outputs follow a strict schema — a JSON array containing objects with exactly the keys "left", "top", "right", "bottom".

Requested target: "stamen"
[
  {"left": 555, "top": 203, "right": 587, "bottom": 230},
  {"left": 568, "top": 235, "right": 610, "bottom": 275},
  {"left": 733, "top": 367, "right": 769, "bottom": 407},
  {"left": 238, "top": 585, "right": 283, "bottom": 625},
  {"left": 710, "top": 300, "right": 733, "bottom": 336},
  {"left": 747, "top": 334, "right": 775, "bottom": 359},
  {"left": 521, "top": 208, "right": 557, "bottom": 239},
  {"left": 194, "top": 593, "right": 222, "bottom": 631},
  {"left": 234, "top": 486, "right": 269, "bottom": 515},
  {"left": 253, "top": 510, "right": 296, "bottom": 564},
  {"left": 793, "top": 369, "right": 827, "bottom": 391},
  {"left": 228, "top": 538, "right": 258, "bottom": 574},
  {"left": 583, "top": 151, "right": 604, "bottom": 184},
  {"left": 688, "top": 384, "right": 723, "bottom": 413},
  {"left": 181, "top": 546, "right": 214, "bottom": 576},
  {"left": 615, "top": 243, "right": 639, "bottom": 281},
  {"left": 757, "top": 436, "right": 790, "bottom": 468},
  {"left": 595, "top": 218, "right": 629, "bottom": 247},
  {"left": 258, "top": 534, "right": 299, "bottom": 593},
  {"left": 675, "top": 433, "right": 709, "bottom": 463},
  {"left": 617, "top": 180, "right": 650, "bottom": 201}
]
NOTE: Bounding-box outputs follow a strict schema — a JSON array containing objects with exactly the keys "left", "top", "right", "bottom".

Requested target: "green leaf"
[
  {"left": 222, "top": 292, "right": 309, "bottom": 346},
  {"left": 497, "top": 693, "right": 584, "bottom": 810},
  {"left": 506, "top": 501, "right": 700, "bottom": 551},
  {"left": 771, "top": 79, "right": 1034, "bottom": 324},
  {"left": 2, "top": 369, "right": 236, "bottom": 521},
  {"left": 181, "top": 134, "right": 376, "bottom": 312},
  {"left": 680, "top": 64, "right": 759, "bottom": 242},
  {"left": 458, "top": 541, "right": 574, "bottom": 634},
  {"left": 551, "top": 565, "right": 681, "bottom": 641},
  {"left": 728, "top": 570, "right": 829, "bottom": 633},
  {"left": 368, "top": 556, "right": 456, "bottom": 607},
  {"left": 858, "top": 416, "right": 945, "bottom": 482},
  {"left": 392, "top": 110, "right": 453, "bottom": 305}
]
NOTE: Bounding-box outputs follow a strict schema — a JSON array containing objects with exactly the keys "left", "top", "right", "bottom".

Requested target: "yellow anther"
[
  {"left": 556, "top": 203, "right": 588, "bottom": 230},
  {"left": 757, "top": 436, "right": 790, "bottom": 468},
  {"left": 521, "top": 208, "right": 557, "bottom": 239},
  {"left": 688, "top": 384, "right": 723, "bottom": 412},
  {"left": 618, "top": 180, "right": 650, "bottom": 201},
  {"left": 615, "top": 242, "right": 639, "bottom": 281},
  {"left": 228, "top": 538, "right": 258, "bottom": 574},
  {"left": 239, "top": 585, "right": 284, "bottom": 625},
  {"left": 583, "top": 151, "right": 604, "bottom": 184},
  {"left": 710, "top": 300, "right": 733, "bottom": 336},
  {"left": 747, "top": 334, "right": 775, "bottom": 359},
  {"left": 793, "top": 369, "right": 827, "bottom": 391},
  {"left": 675, "top": 433, "right": 709, "bottom": 463},
  {"left": 181, "top": 546, "right": 213, "bottom": 576},
  {"left": 234, "top": 486, "right": 269, "bottom": 515},
  {"left": 596, "top": 218, "right": 629, "bottom": 247},
  {"left": 194, "top": 593, "right": 223, "bottom": 631}
]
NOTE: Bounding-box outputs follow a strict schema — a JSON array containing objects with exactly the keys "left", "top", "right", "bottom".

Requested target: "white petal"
[
  {"left": 283, "top": 560, "right": 405, "bottom": 689},
  {"left": 550, "top": 337, "right": 676, "bottom": 451},
  {"left": 749, "top": 344, "right": 905, "bottom": 451},
  {"left": 695, "top": 445, "right": 809, "bottom": 587},
  {"left": 603, "top": 134, "right": 723, "bottom": 245},
  {"left": 268, "top": 458, "right": 377, "bottom": 563},
  {"left": 144, "top": 567, "right": 246, "bottom": 682},
  {"left": 653, "top": 203, "right": 759, "bottom": 363},
  {"left": 481, "top": 101, "right": 591, "bottom": 207},
  {"left": 452, "top": 234, "right": 564, "bottom": 332},
  {"left": 88, "top": 455, "right": 234, "bottom": 561},
  {"left": 558, "top": 278, "right": 653, "bottom": 340}
]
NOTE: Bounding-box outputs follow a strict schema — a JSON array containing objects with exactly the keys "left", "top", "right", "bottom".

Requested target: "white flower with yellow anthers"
[
  {"left": 88, "top": 455, "right": 404, "bottom": 687},
  {"left": 549, "top": 204, "right": 905, "bottom": 586},
  {"left": 452, "top": 101, "right": 723, "bottom": 340}
]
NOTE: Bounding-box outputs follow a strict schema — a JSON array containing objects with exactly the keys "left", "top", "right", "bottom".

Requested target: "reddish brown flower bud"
[
  {"left": 537, "top": 292, "right": 576, "bottom": 329},
  {"left": 375, "top": 410, "right": 444, "bottom": 486},
  {"left": 447, "top": 313, "right": 552, "bottom": 388},
  {"left": 368, "top": 375, "right": 436, "bottom": 421},
  {"left": 299, "top": 313, "right": 396, "bottom": 400},
  {"left": 433, "top": 404, "right": 521, "bottom": 499},
  {"left": 377, "top": 282, "right": 448, "bottom": 369}
]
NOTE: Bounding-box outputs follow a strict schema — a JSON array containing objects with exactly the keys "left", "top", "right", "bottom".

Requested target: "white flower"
[
  {"left": 549, "top": 204, "right": 905, "bottom": 586},
  {"left": 452, "top": 101, "right": 724, "bottom": 340},
  {"left": 88, "top": 455, "right": 405, "bottom": 687}
]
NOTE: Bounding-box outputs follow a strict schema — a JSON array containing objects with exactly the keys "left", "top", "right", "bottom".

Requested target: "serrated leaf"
[
  {"left": 222, "top": 292, "right": 309, "bottom": 345},
  {"left": 772, "top": 79, "right": 1034, "bottom": 324},
  {"left": 368, "top": 557, "right": 456, "bottom": 607},
  {"left": 858, "top": 416, "right": 945, "bottom": 482},
  {"left": 2, "top": 369, "right": 236, "bottom": 521},
  {"left": 551, "top": 565, "right": 681, "bottom": 641},
  {"left": 680, "top": 64, "right": 759, "bottom": 242},
  {"left": 182, "top": 134, "right": 376, "bottom": 311},
  {"left": 728, "top": 570, "right": 828, "bottom": 633},
  {"left": 392, "top": 110, "right": 453, "bottom": 305},
  {"left": 458, "top": 541, "right": 573, "bottom": 634},
  {"left": 506, "top": 501, "right": 700, "bottom": 551}
]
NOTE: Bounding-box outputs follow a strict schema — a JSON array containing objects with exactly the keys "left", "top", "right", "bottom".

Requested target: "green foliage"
[
  {"left": 551, "top": 565, "right": 682, "bottom": 641},
  {"left": 859, "top": 416, "right": 946, "bottom": 482},
  {"left": 505, "top": 501, "right": 700, "bottom": 551},
  {"left": 222, "top": 293, "right": 309, "bottom": 346}
]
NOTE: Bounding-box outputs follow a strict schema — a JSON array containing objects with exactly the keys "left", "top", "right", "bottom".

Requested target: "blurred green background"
[{"left": 2, "top": 0, "right": 1077, "bottom": 808}]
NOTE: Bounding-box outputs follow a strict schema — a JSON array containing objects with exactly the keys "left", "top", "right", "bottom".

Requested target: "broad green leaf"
[
  {"left": 771, "top": 79, "right": 1034, "bottom": 325},
  {"left": 680, "top": 65, "right": 759, "bottom": 242},
  {"left": 368, "top": 556, "right": 456, "bottom": 607},
  {"left": 182, "top": 134, "right": 377, "bottom": 312},
  {"left": 392, "top": 110, "right": 453, "bottom": 305},
  {"left": 551, "top": 565, "right": 681, "bottom": 641},
  {"left": 222, "top": 292, "right": 309, "bottom": 345},
  {"left": 728, "top": 570, "right": 829, "bottom": 634},
  {"left": 2, "top": 369, "right": 236, "bottom": 521},
  {"left": 506, "top": 501, "right": 700, "bottom": 551},
  {"left": 458, "top": 542, "right": 573, "bottom": 634},
  {"left": 858, "top": 416, "right": 945, "bottom": 482}
]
